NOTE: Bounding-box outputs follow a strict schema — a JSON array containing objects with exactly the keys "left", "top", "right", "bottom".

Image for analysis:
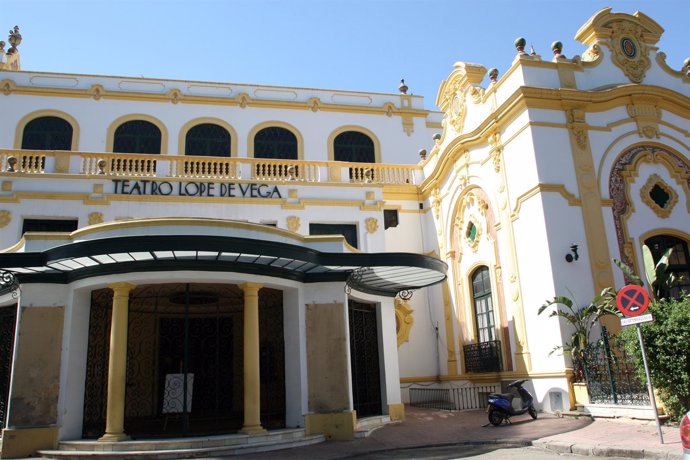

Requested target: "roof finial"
[
  {"left": 551, "top": 41, "right": 566, "bottom": 61},
  {"left": 488, "top": 68, "right": 499, "bottom": 83},
  {"left": 514, "top": 37, "right": 526, "bottom": 55},
  {"left": 399, "top": 79, "right": 408, "bottom": 94},
  {"left": 7, "top": 25, "right": 21, "bottom": 54}
]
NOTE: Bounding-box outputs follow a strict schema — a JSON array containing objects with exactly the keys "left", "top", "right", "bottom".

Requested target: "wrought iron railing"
[
  {"left": 0, "top": 149, "right": 422, "bottom": 185},
  {"left": 463, "top": 340, "right": 502, "bottom": 373},
  {"left": 573, "top": 326, "right": 649, "bottom": 406},
  {"left": 409, "top": 384, "right": 500, "bottom": 411},
  {"left": 0, "top": 271, "right": 18, "bottom": 297}
]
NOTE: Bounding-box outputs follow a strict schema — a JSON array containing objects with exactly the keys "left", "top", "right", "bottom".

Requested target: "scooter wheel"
[
  {"left": 488, "top": 408, "right": 504, "bottom": 426},
  {"left": 529, "top": 406, "right": 538, "bottom": 419}
]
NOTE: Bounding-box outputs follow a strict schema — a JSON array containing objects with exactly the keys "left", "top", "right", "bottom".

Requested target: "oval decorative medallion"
[{"left": 621, "top": 37, "right": 637, "bottom": 58}]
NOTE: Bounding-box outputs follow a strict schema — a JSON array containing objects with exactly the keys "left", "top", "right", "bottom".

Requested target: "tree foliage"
[{"left": 620, "top": 295, "right": 690, "bottom": 421}]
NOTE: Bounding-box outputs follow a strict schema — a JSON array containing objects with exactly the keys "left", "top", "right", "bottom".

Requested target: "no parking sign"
[{"left": 614, "top": 284, "right": 662, "bottom": 443}]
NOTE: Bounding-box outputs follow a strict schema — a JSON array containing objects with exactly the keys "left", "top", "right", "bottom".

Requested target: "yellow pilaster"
[
  {"left": 239, "top": 282, "right": 266, "bottom": 435},
  {"left": 489, "top": 132, "right": 531, "bottom": 372},
  {"left": 99, "top": 282, "right": 136, "bottom": 442},
  {"left": 565, "top": 108, "right": 618, "bottom": 332}
]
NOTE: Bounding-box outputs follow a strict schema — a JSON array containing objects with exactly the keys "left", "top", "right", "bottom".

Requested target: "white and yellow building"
[{"left": 0, "top": 8, "right": 688, "bottom": 458}]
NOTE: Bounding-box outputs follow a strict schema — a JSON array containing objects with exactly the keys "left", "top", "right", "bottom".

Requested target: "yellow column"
[
  {"left": 239, "top": 282, "right": 266, "bottom": 435},
  {"left": 99, "top": 282, "right": 136, "bottom": 442}
]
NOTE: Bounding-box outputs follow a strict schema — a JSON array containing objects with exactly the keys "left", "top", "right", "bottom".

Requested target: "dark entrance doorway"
[
  {"left": 348, "top": 300, "right": 382, "bottom": 418},
  {"left": 82, "top": 283, "right": 285, "bottom": 438},
  {"left": 0, "top": 304, "right": 17, "bottom": 431}
]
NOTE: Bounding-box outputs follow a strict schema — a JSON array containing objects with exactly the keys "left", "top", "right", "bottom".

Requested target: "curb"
[
  {"left": 336, "top": 439, "right": 682, "bottom": 460},
  {"left": 532, "top": 439, "right": 682, "bottom": 460}
]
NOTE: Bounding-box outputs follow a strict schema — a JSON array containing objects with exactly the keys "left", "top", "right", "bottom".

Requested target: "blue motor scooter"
[{"left": 486, "top": 379, "right": 537, "bottom": 425}]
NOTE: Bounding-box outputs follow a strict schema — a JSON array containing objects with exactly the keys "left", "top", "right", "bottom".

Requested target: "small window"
[
  {"left": 185, "top": 123, "right": 231, "bottom": 157},
  {"left": 384, "top": 209, "right": 399, "bottom": 229},
  {"left": 21, "top": 116, "right": 73, "bottom": 151},
  {"left": 309, "top": 223, "right": 358, "bottom": 248},
  {"left": 22, "top": 218, "right": 78, "bottom": 234},
  {"left": 113, "top": 120, "right": 161, "bottom": 154}
]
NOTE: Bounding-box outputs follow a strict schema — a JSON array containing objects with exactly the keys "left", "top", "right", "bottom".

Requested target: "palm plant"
[
  {"left": 614, "top": 244, "right": 676, "bottom": 300},
  {"left": 538, "top": 287, "right": 621, "bottom": 360}
]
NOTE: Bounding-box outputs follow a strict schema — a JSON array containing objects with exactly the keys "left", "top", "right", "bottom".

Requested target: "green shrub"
[{"left": 621, "top": 295, "right": 690, "bottom": 421}]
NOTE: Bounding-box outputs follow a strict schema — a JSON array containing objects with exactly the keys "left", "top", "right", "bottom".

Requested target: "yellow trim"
[
  {"left": 105, "top": 113, "right": 169, "bottom": 154},
  {"left": 247, "top": 121, "right": 304, "bottom": 160},
  {"left": 388, "top": 403, "right": 405, "bottom": 421},
  {"left": 639, "top": 228, "right": 690, "bottom": 250},
  {"left": 178, "top": 117, "right": 238, "bottom": 157},
  {"left": 305, "top": 411, "right": 356, "bottom": 441},
  {"left": 0, "top": 427, "right": 59, "bottom": 458},
  {"left": 640, "top": 174, "right": 678, "bottom": 218},
  {"left": 420, "top": 84, "right": 690, "bottom": 200},
  {"left": 326, "top": 125, "right": 381, "bottom": 163},
  {"left": 511, "top": 184, "right": 581, "bottom": 220},
  {"left": 13, "top": 109, "right": 80, "bottom": 151},
  {"left": 401, "top": 369, "right": 569, "bottom": 384}
]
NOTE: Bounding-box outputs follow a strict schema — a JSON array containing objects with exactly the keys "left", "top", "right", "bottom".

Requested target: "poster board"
[{"left": 162, "top": 373, "right": 194, "bottom": 413}]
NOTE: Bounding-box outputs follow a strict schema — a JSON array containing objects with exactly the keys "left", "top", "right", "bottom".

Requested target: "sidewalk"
[{"left": 238, "top": 406, "right": 683, "bottom": 459}]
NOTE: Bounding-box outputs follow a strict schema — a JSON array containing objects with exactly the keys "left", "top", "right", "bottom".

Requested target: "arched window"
[
  {"left": 185, "top": 123, "right": 231, "bottom": 157},
  {"left": 21, "top": 116, "right": 73, "bottom": 151},
  {"left": 113, "top": 120, "right": 161, "bottom": 154},
  {"left": 334, "top": 131, "right": 375, "bottom": 163},
  {"left": 644, "top": 235, "right": 690, "bottom": 298},
  {"left": 471, "top": 266, "right": 495, "bottom": 343},
  {"left": 254, "top": 127, "right": 297, "bottom": 160}
]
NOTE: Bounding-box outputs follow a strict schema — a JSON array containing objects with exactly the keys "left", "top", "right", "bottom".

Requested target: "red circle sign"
[{"left": 616, "top": 285, "right": 650, "bottom": 317}]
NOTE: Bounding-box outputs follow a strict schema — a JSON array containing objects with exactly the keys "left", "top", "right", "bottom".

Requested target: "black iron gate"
[
  {"left": 574, "top": 326, "right": 649, "bottom": 405},
  {"left": 82, "top": 283, "right": 286, "bottom": 439},
  {"left": 348, "top": 300, "right": 382, "bottom": 418},
  {"left": 0, "top": 304, "right": 17, "bottom": 431}
]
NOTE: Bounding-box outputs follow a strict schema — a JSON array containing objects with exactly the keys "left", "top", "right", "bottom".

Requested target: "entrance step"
[
  {"left": 37, "top": 429, "right": 325, "bottom": 459},
  {"left": 355, "top": 415, "right": 395, "bottom": 438}
]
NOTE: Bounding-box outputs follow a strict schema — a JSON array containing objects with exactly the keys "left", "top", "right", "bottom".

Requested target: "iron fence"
[
  {"left": 463, "top": 340, "right": 502, "bottom": 373},
  {"left": 573, "top": 326, "right": 649, "bottom": 406},
  {"left": 409, "top": 384, "right": 500, "bottom": 411}
]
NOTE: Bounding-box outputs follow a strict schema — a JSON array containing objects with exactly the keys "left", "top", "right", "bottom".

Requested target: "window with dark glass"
[
  {"left": 309, "top": 223, "right": 358, "bottom": 249},
  {"left": 22, "top": 218, "right": 78, "bottom": 234},
  {"left": 254, "top": 127, "right": 297, "bottom": 159},
  {"left": 113, "top": 120, "right": 161, "bottom": 154},
  {"left": 471, "top": 266, "right": 495, "bottom": 342},
  {"left": 334, "top": 131, "right": 375, "bottom": 163},
  {"left": 185, "top": 123, "right": 231, "bottom": 157},
  {"left": 383, "top": 209, "right": 399, "bottom": 229},
  {"left": 644, "top": 235, "right": 690, "bottom": 298},
  {"left": 21, "top": 116, "right": 73, "bottom": 151}
]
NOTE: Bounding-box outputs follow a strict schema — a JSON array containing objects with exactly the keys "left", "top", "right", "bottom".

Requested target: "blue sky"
[{"left": 8, "top": 0, "right": 689, "bottom": 110}]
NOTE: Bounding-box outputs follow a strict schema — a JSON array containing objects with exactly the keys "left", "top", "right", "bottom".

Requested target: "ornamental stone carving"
[
  {"left": 0, "top": 210, "right": 10, "bottom": 228},
  {"left": 437, "top": 62, "right": 486, "bottom": 134},
  {"left": 365, "top": 217, "right": 379, "bottom": 234},
  {"left": 610, "top": 21, "right": 651, "bottom": 83},
  {"left": 88, "top": 212, "right": 104, "bottom": 225},
  {"left": 640, "top": 174, "right": 677, "bottom": 218},
  {"left": 287, "top": 216, "right": 300, "bottom": 233},
  {"left": 394, "top": 297, "right": 414, "bottom": 347}
]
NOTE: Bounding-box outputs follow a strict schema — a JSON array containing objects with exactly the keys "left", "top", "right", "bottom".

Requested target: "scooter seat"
[{"left": 489, "top": 392, "right": 515, "bottom": 401}]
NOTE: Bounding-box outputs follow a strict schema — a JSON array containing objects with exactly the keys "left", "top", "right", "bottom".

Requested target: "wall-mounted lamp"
[{"left": 565, "top": 244, "right": 579, "bottom": 263}]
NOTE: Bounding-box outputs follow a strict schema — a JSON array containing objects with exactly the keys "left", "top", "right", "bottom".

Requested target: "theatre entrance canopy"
[{"left": 0, "top": 218, "right": 447, "bottom": 296}]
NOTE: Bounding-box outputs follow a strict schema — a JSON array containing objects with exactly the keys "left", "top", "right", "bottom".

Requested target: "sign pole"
[{"left": 636, "top": 324, "right": 664, "bottom": 444}]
